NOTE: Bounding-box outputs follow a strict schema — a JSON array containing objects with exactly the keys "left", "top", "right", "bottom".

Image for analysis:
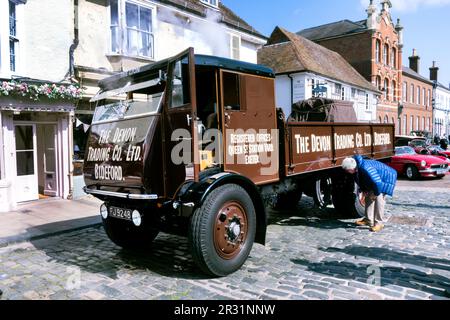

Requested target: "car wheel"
[{"left": 405, "top": 165, "right": 420, "bottom": 180}]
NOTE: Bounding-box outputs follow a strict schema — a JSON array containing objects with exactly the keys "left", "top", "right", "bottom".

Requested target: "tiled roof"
[
  {"left": 258, "top": 27, "right": 379, "bottom": 93},
  {"left": 297, "top": 20, "right": 367, "bottom": 41},
  {"left": 402, "top": 66, "right": 433, "bottom": 85},
  {"left": 155, "top": 0, "right": 266, "bottom": 39}
]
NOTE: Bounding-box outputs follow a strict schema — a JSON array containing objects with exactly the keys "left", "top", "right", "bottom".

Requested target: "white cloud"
[{"left": 360, "top": 0, "right": 450, "bottom": 12}]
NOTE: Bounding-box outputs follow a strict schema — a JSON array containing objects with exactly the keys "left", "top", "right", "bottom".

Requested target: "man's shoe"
[
  {"left": 356, "top": 219, "right": 370, "bottom": 226},
  {"left": 370, "top": 224, "right": 384, "bottom": 232}
]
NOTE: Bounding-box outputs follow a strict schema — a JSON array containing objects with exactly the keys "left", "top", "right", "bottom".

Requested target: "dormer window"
[{"left": 201, "top": 0, "right": 219, "bottom": 7}]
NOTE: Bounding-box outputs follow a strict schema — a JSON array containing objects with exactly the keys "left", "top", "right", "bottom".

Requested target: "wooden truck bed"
[{"left": 284, "top": 122, "right": 395, "bottom": 177}]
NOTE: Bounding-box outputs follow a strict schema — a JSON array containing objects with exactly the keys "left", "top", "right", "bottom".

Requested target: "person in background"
[
  {"left": 342, "top": 155, "right": 398, "bottom": 232},
  {"left": 440, "top": 138, "right": 448, "bottom": 151}
]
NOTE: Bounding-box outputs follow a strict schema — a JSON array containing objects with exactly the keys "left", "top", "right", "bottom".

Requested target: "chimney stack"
[
  {"left": 366, "top": 0, "right": 378, "bottom": 30},
  {"left": 409, "top": 49, "right": 420, "bottom": 73},
  {"left": 430, "top": 61, "right": 439, "bottom": 82}
]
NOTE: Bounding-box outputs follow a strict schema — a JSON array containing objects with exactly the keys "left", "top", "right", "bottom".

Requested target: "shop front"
[{"left": 0, "top": 97, "right": 75, "bottom": 212}]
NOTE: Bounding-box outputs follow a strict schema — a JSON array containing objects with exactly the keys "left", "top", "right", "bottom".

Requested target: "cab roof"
[{"left": 98, "top": 54, "right": 275, "bottom": 92}]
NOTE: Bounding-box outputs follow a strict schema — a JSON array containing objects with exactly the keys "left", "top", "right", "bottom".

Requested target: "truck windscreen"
[{"left": 92, "top": 91, "right": 164, "bottom": 124}]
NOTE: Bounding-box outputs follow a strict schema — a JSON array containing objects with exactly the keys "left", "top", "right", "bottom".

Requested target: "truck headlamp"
[
  {"left": 100, "top": 204, "right": 108, "bottom": 219},
  {"left": 132, "top": 210, "right": 142, "bottom": 227}
]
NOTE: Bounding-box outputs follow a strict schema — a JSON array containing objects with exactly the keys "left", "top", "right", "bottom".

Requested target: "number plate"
[
  {"left": 109, "top": 206, "right": 132, "bottom": 221},
  {"left": 436, "top": 169, "right": 447, "bottom": 175}
]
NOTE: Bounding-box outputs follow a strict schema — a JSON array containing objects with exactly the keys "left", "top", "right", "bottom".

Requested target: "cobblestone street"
[{"left": 0, "top": 178, "right": 449, "bottom": 300}]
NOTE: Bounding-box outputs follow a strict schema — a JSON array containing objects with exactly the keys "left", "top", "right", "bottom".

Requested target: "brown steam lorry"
[{"left": 83, "top": 48, "right": 394, "bottom": 276}]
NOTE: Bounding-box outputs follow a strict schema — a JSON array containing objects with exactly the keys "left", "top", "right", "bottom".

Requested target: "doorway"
[
  {"left": 14, "top": 124, "right": 39, "bottom": 202},
  {"left": 37, "top": 124, "right": 58, "bottom": 198}
]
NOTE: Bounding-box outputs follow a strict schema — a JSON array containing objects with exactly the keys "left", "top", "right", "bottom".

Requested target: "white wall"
[
  {"left": 22, "top": 0, "right": 73, "bottom": 81},
  {"left": 435, "top": 86, "right": 450, "bottom": 137},
  {"left": 273, "top": 72, "right": 378, "bottom": 122},
  {"left": 75, "top": 0, "right": 111, "bottom": 72},
  {"left": 75, "top": 0, "right": 265, "bottom": 72}
]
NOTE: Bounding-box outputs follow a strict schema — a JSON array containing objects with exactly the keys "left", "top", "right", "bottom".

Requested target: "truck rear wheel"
[
  {"left": 331, "top": 175, "right": 365, "bottom": 218},
  {"left": 102, "top": 217, "right": 159, "bottom": 250},
  {"left": 313, "top": 177, "right": 333, "bottom": 208},
  {"left": 189, "top": 184, "right": 256, "bottom": 277}
]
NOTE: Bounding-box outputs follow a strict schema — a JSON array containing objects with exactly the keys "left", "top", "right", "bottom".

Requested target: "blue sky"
[{"left": 223, "top": 0, "right": 450, "bottom": 87}]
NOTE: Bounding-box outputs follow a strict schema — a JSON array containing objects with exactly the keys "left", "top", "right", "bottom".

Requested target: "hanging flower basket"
[{"left": 0, "top": 80, "right": 84, "bottom": 101}]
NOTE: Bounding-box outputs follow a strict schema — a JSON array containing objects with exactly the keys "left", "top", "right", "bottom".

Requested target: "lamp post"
[{"left": 432, "top": 80, "right": 437, "bottom": 138}]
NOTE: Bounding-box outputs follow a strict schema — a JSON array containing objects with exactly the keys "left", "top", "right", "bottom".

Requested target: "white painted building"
[
  {"left": 429, "top": 62, "right": 450, "bottom": 139},
  {"left": 258, "top": 27, "right": 379, "bottom": 122},
  {"left": 274, "top": 73, "right": 378, "bottom": 122},
  {"left": 434, "top": 83, "right": 450, "bottom": 139},
  {"left": 0, "top": 0, "right": 76, "bottom": 211}
]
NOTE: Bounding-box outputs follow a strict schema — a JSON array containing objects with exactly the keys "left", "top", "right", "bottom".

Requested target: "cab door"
[
  {"left": 163, "top": 48, "right": 200, "bottom": 197},
  {"left": 220, "top": 71, "right": 279, "bottom": 185}
]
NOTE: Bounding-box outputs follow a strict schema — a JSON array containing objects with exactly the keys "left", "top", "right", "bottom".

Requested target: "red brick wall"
[{"left": 314, "top": 12, "right": 402, "bottom": 129}]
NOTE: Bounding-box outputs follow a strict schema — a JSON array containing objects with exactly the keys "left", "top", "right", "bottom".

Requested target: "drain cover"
[
  {"left": 20, "top": 210, "right": 32, "bottom": 214},
  {"left": 388, "top": 215, "right": 430, "bottom": 226}
]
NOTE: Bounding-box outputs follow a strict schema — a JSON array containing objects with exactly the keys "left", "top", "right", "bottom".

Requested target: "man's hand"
[{"left": 364, "top": 191, "right": 378, "bottom": 201}]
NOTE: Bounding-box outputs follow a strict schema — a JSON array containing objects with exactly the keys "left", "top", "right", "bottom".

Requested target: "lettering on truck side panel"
[{"left": 293, "top": 130, "right": 392, "bottom": 155}]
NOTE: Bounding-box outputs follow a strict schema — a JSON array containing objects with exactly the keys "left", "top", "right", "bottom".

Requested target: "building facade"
[
  {"left": 297, "top": 0, "right": 403, "bottom": 132},
  {"left": 429, "top": 62, "right": 450, "bottom": 139},
  {"left": 400, "top": 50, "right": 433, "bottom": 136},
  {"left": 71, "top": 0, "right": 267, "bottom": 197},
  {"left": 258, "top": 27, "right": 380, "bottom": 122},
  {"left": 0, "top": 0, "right": 79, "bottom": 211}
]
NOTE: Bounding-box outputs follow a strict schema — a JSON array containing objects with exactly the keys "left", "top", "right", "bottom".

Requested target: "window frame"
[
  {"left": 9, "top": 0, "right": 19, "bottom": 72},
  {"left": 200, "top": 0, "right": 219, "bottom": 8},
  {"left": 375, "top": 40, "right": 381, "bottom": 63},
  {"left": 108, "top": 0, "right": 156, "bottom": 59},
  {"left": 383, "top": 43, "right": 389, "bottom": 65},
  {"left": 229, "top": 33, "right": 241, "bottom": 61}
]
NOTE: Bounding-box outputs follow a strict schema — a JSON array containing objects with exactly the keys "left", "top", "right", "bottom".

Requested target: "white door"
[{"left": 14, "top": 124, "right": 39, "bottom": 202}]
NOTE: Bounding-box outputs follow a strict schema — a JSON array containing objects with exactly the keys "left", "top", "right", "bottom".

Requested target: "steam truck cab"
[{"left": 84, "top": 48, "right": 394, "bottom": 276}]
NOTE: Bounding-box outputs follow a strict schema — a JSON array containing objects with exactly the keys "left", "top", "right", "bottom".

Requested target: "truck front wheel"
[
  {"left": 102, "top": 217, "right": 159, "bottom": 250},
  {"left": 189, "top": 184, "right": 256, "bottom": 277}
]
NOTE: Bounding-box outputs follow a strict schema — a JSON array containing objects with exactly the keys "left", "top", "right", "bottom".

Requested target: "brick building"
[
  {"left": 400, "top": 50, "right": 433, "bottom": 136},
  {"left": 298, "top": 0, "right": 403, "bottom": 132}
]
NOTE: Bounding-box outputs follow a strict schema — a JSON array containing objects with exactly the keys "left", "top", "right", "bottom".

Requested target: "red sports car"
[{"left": 389, "top": 146, "right": 450, "bottom": 180}]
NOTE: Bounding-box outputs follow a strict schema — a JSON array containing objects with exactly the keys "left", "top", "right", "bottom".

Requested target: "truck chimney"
[
  {"left": 430, "top": 61, "right": 439, "bottom": 82},
  {"left": 409, "top": 49, "right": 420, "bottom": 73}
]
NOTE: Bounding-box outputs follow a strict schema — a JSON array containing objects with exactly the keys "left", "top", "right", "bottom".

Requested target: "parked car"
[
  {"left": 395, "top": 135, "right": 429, "bottom": 148},
  {"left": 425, "top": 145, "right": 450, "bottom": 159},
  {"left": 388, "top": 146, "right": 450, "bottom": 180}
]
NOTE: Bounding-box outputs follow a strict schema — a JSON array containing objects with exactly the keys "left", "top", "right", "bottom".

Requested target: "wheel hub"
[{"left": 214, "top": 202, "right": 248, "bottom": 260}]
